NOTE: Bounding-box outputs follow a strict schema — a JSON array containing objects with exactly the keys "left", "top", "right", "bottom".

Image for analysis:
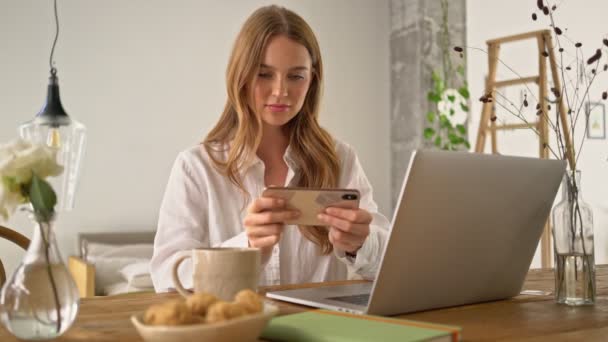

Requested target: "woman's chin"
[{"left": 261, "top": 114, "right": 296, "bottom": 127}]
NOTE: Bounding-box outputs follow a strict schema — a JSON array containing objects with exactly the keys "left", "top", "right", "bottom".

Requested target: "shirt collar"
[
  {"left": 282, "top": 144, "right": 299, "bottom": 171},
  {"left": 239, "top": 144, "right": 299, "bottom": 174}
]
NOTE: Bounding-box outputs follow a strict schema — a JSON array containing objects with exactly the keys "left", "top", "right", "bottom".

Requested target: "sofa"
[{"left": 68, "top": 231, "right": 156, "bottom": 297}]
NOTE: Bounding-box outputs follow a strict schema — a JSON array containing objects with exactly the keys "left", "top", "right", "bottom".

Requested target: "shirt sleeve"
[
  {"left": 333, "top": 143, "right": 390, "bottom": 280},
  {"left": 150, "top": 152, "right": 250, "bottom": 292}
]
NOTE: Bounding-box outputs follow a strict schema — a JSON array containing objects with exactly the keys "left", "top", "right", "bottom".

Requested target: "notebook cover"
[{"left": 261, "top": 310, "right": 462, "bottom": 342}]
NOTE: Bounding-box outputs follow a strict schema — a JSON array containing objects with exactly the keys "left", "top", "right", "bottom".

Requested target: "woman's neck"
[
  {"left": 257, "top": 124, "right": 290, "bottom": 187},
  {"left": 257, "top": 124, "right": 289, "bottom": 163}
]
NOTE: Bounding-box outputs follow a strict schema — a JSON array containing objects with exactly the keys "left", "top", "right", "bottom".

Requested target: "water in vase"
[{"left": 555, "top": 253, "right": 595, "bottom": 305}]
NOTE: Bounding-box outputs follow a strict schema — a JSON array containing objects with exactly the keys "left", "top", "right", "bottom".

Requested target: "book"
[{"left": 261, "top": 310, "right": 461, "bottom": 342}]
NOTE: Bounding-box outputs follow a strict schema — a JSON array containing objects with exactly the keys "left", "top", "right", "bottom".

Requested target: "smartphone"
[{"left": 261, "top": 187, "right": 360, "bottom": 226}]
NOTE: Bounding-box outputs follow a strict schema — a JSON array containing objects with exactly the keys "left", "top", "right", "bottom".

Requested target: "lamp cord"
[{"left": 49, "top": 0, "right": 59, "bottom": 76}]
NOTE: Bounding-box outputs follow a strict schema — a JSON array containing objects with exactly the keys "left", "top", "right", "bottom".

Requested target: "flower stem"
[{"left": 38, "top": 221, "right": 62, "bottom": 333}]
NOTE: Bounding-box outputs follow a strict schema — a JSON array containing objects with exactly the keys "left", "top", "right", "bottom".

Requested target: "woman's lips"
[{"left": 266, "top": 104, "right": 291, "bottom": 113}]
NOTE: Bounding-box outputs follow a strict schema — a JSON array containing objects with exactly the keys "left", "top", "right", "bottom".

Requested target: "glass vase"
[
  {"left": 551, "top": 170, "right": 595, "bottom": 305},
  {"left": 0, "top": 219, "right": 79, "bottom": 340}
]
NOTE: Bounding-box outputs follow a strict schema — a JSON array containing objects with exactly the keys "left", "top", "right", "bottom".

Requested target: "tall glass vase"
[
  {"left": 0, "top": 219, "right": 79, "bottom": 340},
  {"left": 551, "top": 170, "right": 595, "bottom": 305}
]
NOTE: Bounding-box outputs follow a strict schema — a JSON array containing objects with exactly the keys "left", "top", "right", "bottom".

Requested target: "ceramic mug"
[{"left": 172, "top": 247, "right": 261, "bottom": 300}]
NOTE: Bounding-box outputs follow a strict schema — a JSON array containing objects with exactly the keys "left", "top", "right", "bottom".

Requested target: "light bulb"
[{"left": 47, "top": 128, "right": 62, "bottom": 148}]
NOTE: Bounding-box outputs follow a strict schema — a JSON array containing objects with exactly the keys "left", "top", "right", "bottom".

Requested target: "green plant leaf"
[
  {"left": 431, "top": 71, "right": 445, "bottom": 94},
  {"left": 460, "top": 103, "right": 469, "bottom": 112},
  {"left": 447, "top": 95, "right": 456, "bottom": 103},
  {"left": 436, "top": 82, "right": 445, "bottom": 95},
  {"left": 464, "top": 141, "right": 471, "bottom": 149},
  {"left": 426, "top": 111, "right": 436, "bottom": 123},
  {"left": 424, "top": 127, "right": 436, "bottom": 139},
  {"left": 439, "top": 115, "right": 451, "bottom": 128},
  {"left": 449, "top": 108, "right": 455, "bottom": 116},
  {"left": 458, "top": 86, "right": 470, "bottom": 99},
  {"left": 434, "top": 136, "right": 442, "bottom": 147},
  {"left": 29, "top": 173, "right": 56, "bottom": 222},
  {"left": 456, "top": 65, "right": 465, "bottom": 77},
  {"left": 448, "top": 133, "right": 461, "bottom": 144},
  {"left": 456, "top": 124, "right": 467, "bottom": 135},
  {"left": 427, "top": 92, "right": 441, "bottom": 103},
  {"left": 431, "top": 70, "right": 440, "bottom": 83}
]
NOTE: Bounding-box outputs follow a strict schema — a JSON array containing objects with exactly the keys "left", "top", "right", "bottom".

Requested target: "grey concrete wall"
[{"left": 389, "top": 0, "right": 466, "bottom": 209}]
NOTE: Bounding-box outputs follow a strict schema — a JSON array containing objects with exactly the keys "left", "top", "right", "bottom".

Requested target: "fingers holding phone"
[
  {"left": 244, "top": 197, "right": 300, "bottom": 254},
  {"left": 318, "top": 207, "right": 372, "bottom": 254},
  {"left": 261, "top": 187, "right": 360, "bottom": 226}
]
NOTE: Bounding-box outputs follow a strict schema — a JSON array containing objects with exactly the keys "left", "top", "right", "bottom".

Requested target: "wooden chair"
[{"left": 0, "top": 225, "right": 30, "bottom": 287}]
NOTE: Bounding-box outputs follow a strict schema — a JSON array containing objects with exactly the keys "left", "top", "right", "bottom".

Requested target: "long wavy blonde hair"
[{"left": 203, "top": 5, "right": 340, "bottom": 254}]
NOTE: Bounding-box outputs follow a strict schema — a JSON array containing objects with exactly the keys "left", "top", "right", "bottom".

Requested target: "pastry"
[
  {"left": 234, "top": 289, "right": 263, "bottom": 314},
  {"left": 143, "top": 299, "right": 195, "bottom": 326},
  {"left": 186, "top": 293, "right": 219, "bottom": 316},
  {"left": 206, "top": 301, "right": 247, "bottom": 323}
]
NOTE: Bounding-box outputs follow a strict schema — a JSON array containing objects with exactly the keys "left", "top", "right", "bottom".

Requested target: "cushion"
[
  {"left": 119, "top": 260, "right": 153, "bottom": 288},
  {"left": 87, "top": 256, "right": 149, "bottom": 295},
  {"left": 83, "top": 242, "right": 154, "bottom": 295},
  {"left": 103, "top": 281, "right": 153, "bottom": 296}
]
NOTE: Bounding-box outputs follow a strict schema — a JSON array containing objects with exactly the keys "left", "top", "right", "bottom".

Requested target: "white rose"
[
  {"left": 0, "top": 139, "right": 64, "bottom": 184},
  {"left": 0, "top": 185, "right": 24, "bottom": 221},
  {"left": 0, "top": 139, "right": 63, "bottom": 220},
  {"left": 437, "top": 88, "right": 468, "bottom": 126}
]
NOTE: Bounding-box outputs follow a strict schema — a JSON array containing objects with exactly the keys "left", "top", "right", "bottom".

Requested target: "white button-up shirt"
[{"left": 150, "top": 140, "right": 390, "bottom": 292}]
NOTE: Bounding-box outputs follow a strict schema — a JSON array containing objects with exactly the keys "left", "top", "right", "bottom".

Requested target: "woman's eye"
[
  {"left": 288, "top": 74, "right": 305, "bottom": 80},
  {"left": 258, "top": 73, "right": 272, "bottom": 79}
]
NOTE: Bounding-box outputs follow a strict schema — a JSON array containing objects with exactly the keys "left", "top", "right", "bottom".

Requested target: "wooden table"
[{"left": 1, "top": 265, "right": 607, "bottom": 341}]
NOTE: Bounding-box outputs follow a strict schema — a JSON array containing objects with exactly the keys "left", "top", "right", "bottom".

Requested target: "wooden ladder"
[{"left": 475, "top": 29, "right": 575, "bottom": 268}]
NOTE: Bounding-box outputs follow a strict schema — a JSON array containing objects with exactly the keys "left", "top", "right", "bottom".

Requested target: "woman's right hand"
[{"left": 244, "top": 197, "right": 300, "bottom": 256}]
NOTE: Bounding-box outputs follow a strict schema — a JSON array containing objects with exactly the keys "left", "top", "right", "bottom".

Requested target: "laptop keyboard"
[{"left": 327, "top": 293, "right": 370, "bottom": 306}]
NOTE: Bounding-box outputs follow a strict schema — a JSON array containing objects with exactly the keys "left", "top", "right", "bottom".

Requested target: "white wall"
[
  {"left": 0, "top": 1, "right": 390, "bottom": 275},
  {"left": 467, "top": 0, "right": 608, "bottom": 267}
]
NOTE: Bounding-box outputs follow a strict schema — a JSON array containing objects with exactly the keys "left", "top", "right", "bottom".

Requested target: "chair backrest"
[{"left": 0, "top": 225, "right": 30, "bottom": 287}]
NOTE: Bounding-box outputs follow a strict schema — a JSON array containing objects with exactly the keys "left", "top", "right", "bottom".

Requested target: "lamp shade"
[{"left": 19, "top": 73, "right": 86, "bottom": 211}]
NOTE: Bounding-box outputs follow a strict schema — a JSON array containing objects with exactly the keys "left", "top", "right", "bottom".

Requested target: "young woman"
[{"left": 150, "top": 5, "right": 389, "bottom": 291}]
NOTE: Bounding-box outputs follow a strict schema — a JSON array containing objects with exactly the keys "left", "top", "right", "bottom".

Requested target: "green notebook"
[{"left": 261, "top": 310, "right": 461, "bottom": 342}]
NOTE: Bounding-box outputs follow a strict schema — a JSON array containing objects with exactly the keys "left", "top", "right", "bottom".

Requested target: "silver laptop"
[{"left": 266, "top": 149, "right": 566, "bottom": 315}]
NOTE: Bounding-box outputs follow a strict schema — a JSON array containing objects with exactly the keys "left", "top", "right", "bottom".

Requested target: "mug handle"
[{"left": 172, "top": 254, "right": 192, "bottom": 297}]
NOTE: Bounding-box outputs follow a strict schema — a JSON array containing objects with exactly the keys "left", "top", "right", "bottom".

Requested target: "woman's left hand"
[{"left": 318, "top": 207, "right": 372, "bottom": 254}]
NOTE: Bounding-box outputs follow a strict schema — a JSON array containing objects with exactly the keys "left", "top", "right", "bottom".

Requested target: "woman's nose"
[{"left": 272, "top": 77, "right": 288, "bottom": 97}]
